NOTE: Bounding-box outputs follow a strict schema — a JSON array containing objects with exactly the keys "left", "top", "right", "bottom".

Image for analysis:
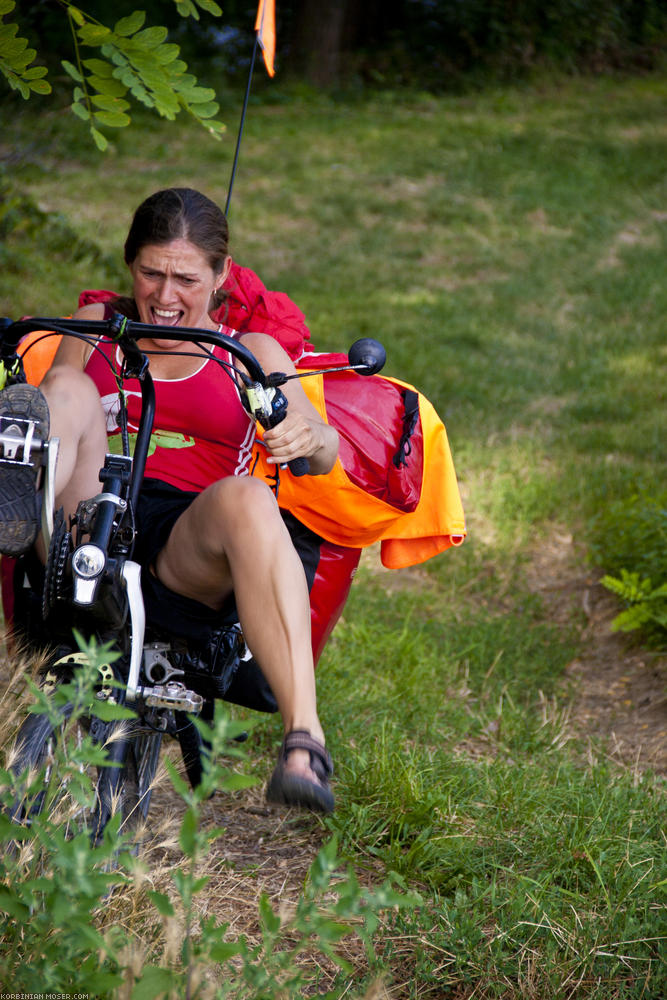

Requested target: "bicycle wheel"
[
  {"left": 6, "top": 698, "right": 106, "bottom": 839},
  {"left": 99, "top": 726, "right": 163, "bottom": 837}
]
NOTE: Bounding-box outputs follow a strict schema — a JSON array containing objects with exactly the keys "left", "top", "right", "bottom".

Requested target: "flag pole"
[{"left": 225, "top": 33, "right": 260, "bottom": 217}]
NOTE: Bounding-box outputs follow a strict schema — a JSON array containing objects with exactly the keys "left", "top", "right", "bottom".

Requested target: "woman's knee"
[
  {"left": 41, "top": 366, "right": 103, "bottom": 418},
  {"left": 41, "top": 367, "right": 106, "bottom": 446},
  {"left": 205, "top": 477, "right": 285, "bottom": 543}
]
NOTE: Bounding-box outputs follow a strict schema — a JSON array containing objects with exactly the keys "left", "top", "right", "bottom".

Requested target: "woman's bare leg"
[
  {"left": 154, "top": 475, "right": 325, "bottom": 784},
  {"left": 39, "top": 366, "right": 108, "bottom": 522}
]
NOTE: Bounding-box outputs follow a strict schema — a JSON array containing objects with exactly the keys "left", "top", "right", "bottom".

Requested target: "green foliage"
[
  {"left": 0, "top": 0, "right": 51, "bottom": 98},
  {"left": 0, "top": 633, "right": 135, "bottom": 991},
  {"left": 601, "top": 569, "right": 667, "bottom": 646},
  {"left": 591, "top": 493, "right": 667, "bottom": 647},
  {"left": 0, "top": 647, "right": 413, "bottom": 996},
  {"left": 0, "top": 1, "right": 225, "bottom": 149},
  {"left": 173, "top": 0, "right": 223, "bottom": 19}
]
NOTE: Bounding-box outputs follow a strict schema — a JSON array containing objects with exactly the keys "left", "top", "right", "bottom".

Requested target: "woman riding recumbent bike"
[
  {"left": 0, "top": 186, "right": 465, "bottom": 842},
  {"left": 0, "top": 311, "right": 387, "bottom": 837}
]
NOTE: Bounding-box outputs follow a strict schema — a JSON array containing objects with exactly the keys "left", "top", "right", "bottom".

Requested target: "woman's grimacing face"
[{"left": 130, "top": 239, "right": 229, "bottom": 347}]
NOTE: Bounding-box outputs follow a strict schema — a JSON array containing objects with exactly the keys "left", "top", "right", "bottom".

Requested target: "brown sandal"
[{"left": 266, "top": 729, "right": 334, "bottom": 814}]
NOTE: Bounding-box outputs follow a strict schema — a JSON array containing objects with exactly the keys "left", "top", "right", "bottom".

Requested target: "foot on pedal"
[{"left": 0, "top": 384, "right": 50, "bottom": 556}]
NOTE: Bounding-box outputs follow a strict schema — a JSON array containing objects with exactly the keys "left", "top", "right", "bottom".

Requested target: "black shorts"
[{"left": 132, "top": 477, "right": 321, "bottom": 643}]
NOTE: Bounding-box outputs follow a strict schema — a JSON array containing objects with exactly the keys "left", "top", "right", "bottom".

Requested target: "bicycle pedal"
[
  {"left": 0, "top": 414, "right": 48, "bottom": 466},
  {"left": 141, "top": 681, "right": 203, "bottom": 714}
]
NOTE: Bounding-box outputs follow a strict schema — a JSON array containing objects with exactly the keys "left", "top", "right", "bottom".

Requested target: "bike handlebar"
[
  {"left": 0, "top": 315, "right": 268, "bottom": 385},
  {"left": 0, "top": 313, "right": 309, "bottom": 477}
]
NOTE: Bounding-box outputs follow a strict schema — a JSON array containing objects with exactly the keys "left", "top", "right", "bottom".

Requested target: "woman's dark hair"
[
  {"left": 124, "top": 187, "right": 229, "bottom": 274},
  {"left": 112, "top": 188, "right": 230, "bottom": 318}
]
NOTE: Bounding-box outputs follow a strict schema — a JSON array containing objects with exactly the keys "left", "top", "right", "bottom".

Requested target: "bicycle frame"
[{"left": 0, "top": 314, "right": 277, "bottom": 707}]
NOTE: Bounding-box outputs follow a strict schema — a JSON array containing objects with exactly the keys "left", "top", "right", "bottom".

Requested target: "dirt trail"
[{"left": 525, "top": 530, "right": 666, "bottom": 776}]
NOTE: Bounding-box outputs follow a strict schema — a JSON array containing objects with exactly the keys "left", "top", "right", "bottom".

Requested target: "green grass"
[{"left": 1, "top": 74, "right": 666, "bottom": 997}]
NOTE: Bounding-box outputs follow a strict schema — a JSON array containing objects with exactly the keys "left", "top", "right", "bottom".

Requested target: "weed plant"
[
  {"left": 0, "top": 636, "right": 414, "bottom": 995},
  {"left": 0, "top": 74, "right": 666, "bottom": 996}
]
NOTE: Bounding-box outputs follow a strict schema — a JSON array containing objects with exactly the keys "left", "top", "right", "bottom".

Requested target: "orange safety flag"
[{"left": 255, "top": 0, "right": 276, "bottom": 77}]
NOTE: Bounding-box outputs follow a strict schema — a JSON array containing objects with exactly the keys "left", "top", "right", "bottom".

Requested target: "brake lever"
[{"left": 245, "top": 382, "right": 309, "bottom": 477}]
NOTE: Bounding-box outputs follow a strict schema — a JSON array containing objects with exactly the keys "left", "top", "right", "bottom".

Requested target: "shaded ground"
[{"left": 525, "top": 529, "right": 666, "bottom": 776}]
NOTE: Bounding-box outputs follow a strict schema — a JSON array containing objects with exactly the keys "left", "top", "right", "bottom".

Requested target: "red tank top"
[{"left": 84, "top": 335, "right": 256, "bottom": 492}]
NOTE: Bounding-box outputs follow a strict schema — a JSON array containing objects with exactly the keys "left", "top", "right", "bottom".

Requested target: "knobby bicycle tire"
[
  {"left": 96, "top": 726, "right": 163, "bottom": 839},
  {"left": 6, "top": 693, "right": 163, "bottom": 848},
  {"left": 6, "top": 704, "right": 75, "bottom": 825}
]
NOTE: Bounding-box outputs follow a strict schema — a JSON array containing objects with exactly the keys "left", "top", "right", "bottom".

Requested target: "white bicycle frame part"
[
  {"left": 40, "top": 437, "right": 59, "bottom": 551},
  {"left": 121, "top": 560, "right": 145, "bottom": 703}
]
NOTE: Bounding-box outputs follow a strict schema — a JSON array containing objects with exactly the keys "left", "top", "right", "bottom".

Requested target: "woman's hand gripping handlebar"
[
  {"left": 244, "top": 381, "right": 310, "bottom": 477},
  {"left": 243, "top": 337, "right": 387, "bottom": 478}
]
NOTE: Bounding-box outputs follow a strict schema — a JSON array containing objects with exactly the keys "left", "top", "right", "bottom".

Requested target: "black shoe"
[{"left": 0, "top": 384, "right": 50, "bottom": 557}]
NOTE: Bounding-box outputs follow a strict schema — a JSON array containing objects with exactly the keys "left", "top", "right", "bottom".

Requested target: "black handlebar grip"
[
  {"left": 287, "top": 456, "right": 310, "bottom": 477},
  {"left": 261, "top": 387, "right": 310, "bottom": 476}
]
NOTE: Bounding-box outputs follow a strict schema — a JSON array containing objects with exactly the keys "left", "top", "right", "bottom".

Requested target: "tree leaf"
[
  {"left": 78, "top": 23, "right": 112, "bottom": 46},
  {"left": 176, "top": 84, "right": 216, "bottom": 103},
  {"left": 189, "top": 100, "right": 219, "bottom": 118},
  {"left": 71, "top": 101, "right": 90, "bottom": 121},
  {"left": 28, "top": 78, "right": 51, "bottom": 94},
  {"left": 174, "top": 1, "right": 198, "bottom": 20},
  {"left": 153, "top": 43, "right": 180, "bottom": 66},
  {"left": 133, "top": 26, "right": 169, "bottom": 49},
  {"left": 0, "top": 22, "right": 19, "bottom": 43},
  {"left": 196, "top": 0, "right": 223, "bottom": 16},
  {"left": 114, "top": 11, "right": 146, "bottom": 38},
  {"left": 22, "top": 64, "right": 48, "bottom": 80},
  {"left": 90, "top": 126, "right": 108, "bottom": 151},
  {"left": 88, "top": 74, "right": 127, "bottom": 98},
  {"left": 68, "top": 6, "right": 86, "bottom": 27},
  {"left": 83, "top": 57, "right": 113, "bottom": 77},
  {"left": 61, "top": 59, "right": 83, "bottom": 82},
  {"left": 93, "top": 109, "right": 131, "bottom": 127},
  {"left": 90, "top": 90, "right": 129, "bottom": 110}
]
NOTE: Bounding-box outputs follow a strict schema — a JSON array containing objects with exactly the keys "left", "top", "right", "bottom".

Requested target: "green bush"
[{"left": 590, "top": 493, "right": 667, "bottom": 648}]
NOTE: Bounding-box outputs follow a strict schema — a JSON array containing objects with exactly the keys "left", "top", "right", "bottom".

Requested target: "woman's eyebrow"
[{"left": 141, "top": 265, "right": 200, "bottom": 280}]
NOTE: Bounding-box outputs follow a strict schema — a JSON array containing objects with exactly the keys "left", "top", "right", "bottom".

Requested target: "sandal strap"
[{"left": 282, "top": 729, "right": 333, "bottom": 778}]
